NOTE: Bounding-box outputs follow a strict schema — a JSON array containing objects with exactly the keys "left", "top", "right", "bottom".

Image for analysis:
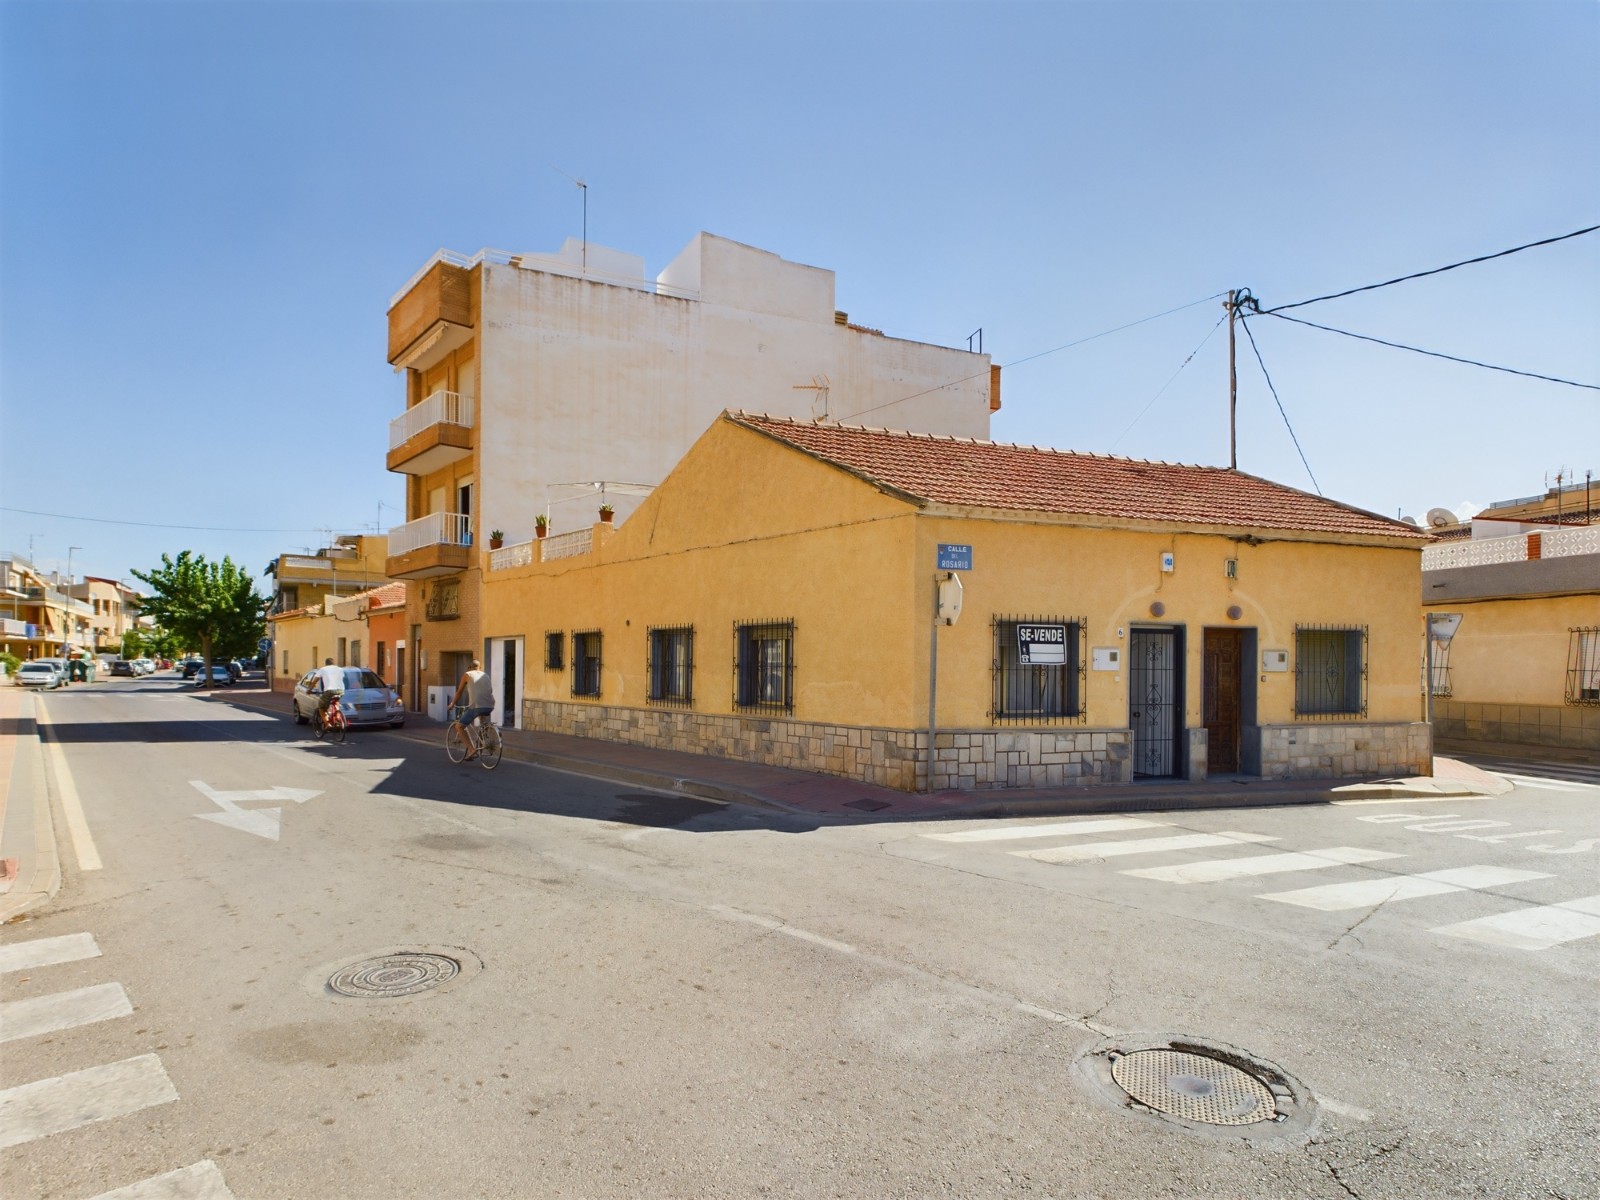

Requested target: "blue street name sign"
[{"left": 937, "top": 543, "right": 973, "bottom": 571}]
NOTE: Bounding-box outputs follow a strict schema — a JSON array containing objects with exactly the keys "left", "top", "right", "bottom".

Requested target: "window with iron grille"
[
  {"left": 734, "top": 620, "right": 794, "bottom": 713},
  {"left": 991, "top": 616, "right": 1086, "bottom": 723},
  {"left": 1567, "top": 627, "right": 1600, "bottom": 705},
  {"left": 1294, "top": 625, "right": 1367, "bottom": 716},
  {"left": 572, "top": 630, "right": 601, "bottom": 697},
  {"left": 545, "top": 632, "right": 563, "bottom": 671},
  {"left": 647, "top": 626, "right": 694, "bottom": 707}
]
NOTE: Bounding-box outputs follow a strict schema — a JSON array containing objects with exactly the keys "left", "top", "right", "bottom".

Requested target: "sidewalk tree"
[{"left": 130, "top": 552, "right": 268, "bottom": 685}]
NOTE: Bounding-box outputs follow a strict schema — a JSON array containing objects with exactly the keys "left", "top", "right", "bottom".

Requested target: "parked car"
[
  {"left": 110, "top": 660, "right": 137, "bottom": 677},
  {"left": 193, "top": 665, "right": 235, "bottom": 687},
  {"left": 291, "top": 668, "right": 406, "bottom": 730},
  {"left": 180, "top": 659, "right": 204, "bottom": 678},
  {"left": 14, "top": 661, "right": 65, "bottom": 688}
]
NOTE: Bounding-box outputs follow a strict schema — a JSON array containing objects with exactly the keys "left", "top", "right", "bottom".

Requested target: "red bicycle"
[{"left": 313, "top": 694, "right": 349, "bottom": 744}]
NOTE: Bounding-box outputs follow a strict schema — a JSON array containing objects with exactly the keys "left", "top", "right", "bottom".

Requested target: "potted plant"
[
  {"left": 488, "top": 529, "right": 505, "bottom": 549},
  {"left": 598, "top": 504, "right": 614, "bottom": 524},
  {"left": 535, "top": 514, "right": 549, "bottom": 539}
]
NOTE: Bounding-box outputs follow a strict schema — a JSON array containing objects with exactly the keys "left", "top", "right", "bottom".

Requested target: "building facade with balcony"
[
  {"left": 1422, "top": 481, "right": 1600, "bottom": 755},
  {"left": 69, "top": 576, "right": 142, "bottom": 654},
  {"left": 384, "top": 231, "right": 1001, "bottom": 715},
  {"left": 266, "top": 535, "right": 392, "bottom": 693},
  {"left": 0, "top": 556, "right": 98, "bottom": 662}
]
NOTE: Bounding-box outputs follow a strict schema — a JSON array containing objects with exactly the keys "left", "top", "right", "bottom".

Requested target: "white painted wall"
[{"left": 474, "top": 233, "right": 993, "bottom": 543}]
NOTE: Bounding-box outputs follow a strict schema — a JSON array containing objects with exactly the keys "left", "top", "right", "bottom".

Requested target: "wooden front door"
[{"left": 1203, "top": 629, "right": 1244, "bottom": 773}]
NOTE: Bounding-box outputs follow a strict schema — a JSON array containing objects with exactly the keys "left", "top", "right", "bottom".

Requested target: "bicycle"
[
  {"left": 446, "top": 705, "right": 502, "bottom": 770},
  {"left": 313, "top": 694, "right": 348, "bottom": 744}
]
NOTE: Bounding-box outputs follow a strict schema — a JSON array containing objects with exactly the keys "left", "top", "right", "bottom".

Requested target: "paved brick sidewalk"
[{"left": 219, "top": 683, "right": 1509, "bottom": 820}]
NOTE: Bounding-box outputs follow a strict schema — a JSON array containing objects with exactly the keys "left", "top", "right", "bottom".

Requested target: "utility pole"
[{"left": 1227, "top": 289, "right": 1238, "bottom": 470}]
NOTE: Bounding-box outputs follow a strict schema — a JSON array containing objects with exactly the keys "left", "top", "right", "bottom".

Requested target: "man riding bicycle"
[
  {"left": 312, "top": 657, "right": 346, "bottom": 724},
  {"left": 450, "top": 659, "right": 495, "bottom": 759}
]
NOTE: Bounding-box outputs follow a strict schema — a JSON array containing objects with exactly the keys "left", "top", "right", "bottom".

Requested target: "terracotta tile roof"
[
  {"left": 362, "top": 582, "right": 407, "bottom": 609},
  {"left": 730, "top": 412, "right": 1430, "bottom": 541}
]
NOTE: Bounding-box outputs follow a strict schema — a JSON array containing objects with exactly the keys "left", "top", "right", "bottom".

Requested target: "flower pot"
[
  {"left": 536, "top": 527, "right": 548, "bottom": 539},
  {"left": 489, "top": 538, "right": 504, "bottom": 550}
]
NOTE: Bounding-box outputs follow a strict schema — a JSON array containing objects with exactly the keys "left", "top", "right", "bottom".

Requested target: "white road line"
[
  {"left": 1122, "top": 847, "right": 1402, "bottom": 884},
  {"left": 0, "top": 932, "right": 100, "bottom": 975},
  {"left": 1015, "top": 831, "right": 1277, "bottom": 864},
  {"left": 89, "top": 1160, "right": 237, "bottom": 1200},
  {"left": 1499, "top": 775, "right": 1600, "bottom": 792},
  {"left": 1, "top": 982, "right": 132, "bottom": 1044},
  {"left": 1431, "top": 895, "right": 1600, "bottom": 951},
  {"left": 43, "top": 730, "right": 102, "bottom": 871},
  {"left": 0, "top": 1054, "right": 177, "bottom": 1149},
  {"left": 1259, "top": 866, "right": 1552, "bottom": 911},
  {"left": 1331, "top": 795, "right": 1460, "bottom": 807},
  {"left": 926, "top": 817, "right": 1168, "bottom": 843}
]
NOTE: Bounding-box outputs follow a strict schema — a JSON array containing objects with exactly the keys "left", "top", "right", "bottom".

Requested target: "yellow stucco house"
[
  {"left": 482, "top": 412, "right": 1433, "bottom": 792},
  {"left": 1422, "top": 482, "right": 1599, "bottom": 755}
]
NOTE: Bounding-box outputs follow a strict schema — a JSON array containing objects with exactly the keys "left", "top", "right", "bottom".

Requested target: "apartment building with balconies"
[
  {"left": 0, "top": 556, "right": 96, "bottom": 661},
  {"left": 68, "top": 576, "right": 142, "bottom": 654},
  {"left": 384, "top": 231, "right": 1000, "bottom": 714},
  {"left": 266, "top": 534, "right": 392, "bottom": 692}
]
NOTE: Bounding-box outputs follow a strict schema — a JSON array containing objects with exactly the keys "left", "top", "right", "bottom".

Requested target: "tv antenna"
[
  {"left": 552, "top": 166, "right": 588, "bottom": 273},
  {"left": 794, "top": 374, "right": 832, "bottom": 422}
]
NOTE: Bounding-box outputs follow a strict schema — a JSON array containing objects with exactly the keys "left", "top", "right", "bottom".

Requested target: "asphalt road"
[{"left": 3, "top": 677, "right": 1597, "bottom": 1199}]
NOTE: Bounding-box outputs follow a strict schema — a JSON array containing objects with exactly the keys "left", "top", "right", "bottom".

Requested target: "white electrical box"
[
  {"left": 1092, "top": 647, "right": 1121, "bottom": 671},
  {"left": 1262, "top": 649, "right": 1289, "bottom": 672},
  {"left": 1160, "top": 552, "right": 1175, "bottom": 573}
]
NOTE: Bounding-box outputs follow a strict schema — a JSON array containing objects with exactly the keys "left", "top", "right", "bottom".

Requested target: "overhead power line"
[
  {"left": 1108, "top": 314, "right": 1227, "bottom": 453},
  {"left": 0, "top": 506, "right": 370, "bottom": 535},
  {"left": 834, "top": 291, "right": 1229, "bottom": 424},
  {"left": 1238, "top": 319, "right": 1321, "bottom": 495},
  {"left": 1260, "top": 311, "right": 1600, "bottom": 391},
  {"left": 1265, "top": 223, "right": 1599, "bottom": 314}
]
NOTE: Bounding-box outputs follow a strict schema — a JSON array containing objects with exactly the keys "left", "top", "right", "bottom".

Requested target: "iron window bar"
[
  {"left": 571, "top": 630, "right": 602, "bottom": 698},
  {"left": 989, "top": 614, "right": 1088, "bottom": 724},
  {"left": 646, "top": 625, "right": 695, "bottom": 708},
  {"left": 1566, "top": 627, "right": 1600, "bottom": 706},
  {"left": 1293, "top": 624, "right": 1368, "bottom": 717},
  {"left": 733, "top": 619, "right": 795, "bottom": 714},
  {"left": 1428, "top": 634, "right": 1453, "bottom": 697},
  {"left": 545, "top": 631, "right": 564, "bottom": 671}
]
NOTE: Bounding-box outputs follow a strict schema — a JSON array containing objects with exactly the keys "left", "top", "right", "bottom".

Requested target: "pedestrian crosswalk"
[
  {"left": 917, "top": 817, "right": 1600, "bottom": 952},
  {"left": 0, "top": 929, "right": 236, "bottom": 1198}
]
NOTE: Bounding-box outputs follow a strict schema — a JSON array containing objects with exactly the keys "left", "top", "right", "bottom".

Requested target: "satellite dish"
[
  {"left": 1400, "top": 515, "right": 1419, "bottom": 526},
  {"left": 1426, "top": 508, "right": 1458, "bottom": 528}
]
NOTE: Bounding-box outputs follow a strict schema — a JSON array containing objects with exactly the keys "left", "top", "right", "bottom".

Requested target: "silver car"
[
  {"left": 291, "top": 668, "right": 406, "bottom": 730},
  {"left": 14, "top": 661, "right": 65, "bottom": 688}
]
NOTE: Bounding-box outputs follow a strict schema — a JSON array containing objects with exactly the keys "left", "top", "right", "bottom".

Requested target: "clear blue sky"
[{"left": 2, "top": 0, "right": 1596, "bottom": 588}]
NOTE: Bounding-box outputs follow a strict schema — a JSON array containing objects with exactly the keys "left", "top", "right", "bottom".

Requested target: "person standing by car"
[
  {"left": 450, "top": 659, "right": 495, "bottom": 758},
  {"left": 312, "top": 657, "right": 346, "bottom": 724}
]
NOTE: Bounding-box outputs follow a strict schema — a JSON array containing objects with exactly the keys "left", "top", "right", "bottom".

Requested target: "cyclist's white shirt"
[{"left": 315, "top": 664, "right": 346, "bottom": 693}]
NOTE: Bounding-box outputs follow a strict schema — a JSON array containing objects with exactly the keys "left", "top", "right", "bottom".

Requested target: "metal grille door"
[{"left": 1130, "top": 628, "right": 1179, "bottom": 777}]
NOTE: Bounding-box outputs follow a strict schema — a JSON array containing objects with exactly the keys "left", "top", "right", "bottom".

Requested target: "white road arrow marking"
[{"left": 190, "top": 781, "right": 322, "bottom": 842}]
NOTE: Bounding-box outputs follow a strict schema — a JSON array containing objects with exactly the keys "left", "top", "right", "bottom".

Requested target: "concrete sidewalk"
[{"left": 218, "top": 682, "right": 1511, "bottom": 820}]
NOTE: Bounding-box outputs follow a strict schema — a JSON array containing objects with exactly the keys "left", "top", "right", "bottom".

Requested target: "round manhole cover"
[
  {"left": 328, "top": 952, "right": 460, "bottom": 999},
  {"left": 1110, "top": 1048, "right": 1276, "bottom": 1126}
]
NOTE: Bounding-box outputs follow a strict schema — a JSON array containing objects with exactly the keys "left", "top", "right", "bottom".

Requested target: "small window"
[
  {"left": 1567, "top": 628, "right": 1600, "bottom": 705},
  {"left": 734, "top": 620, "right": 794, "bottom": 712},
  {"left": 647, "top": 626, "right": 694, "bottom": 707},
  {"left": 991, "top": 616, "right": 1084, "bottom": 722},
  {"left": 545, "top": 632, "right": 564, "bottom": 671},
  {"left": 572, "top": 631, "right": 602, "bottom": 697},
  {"left": 376, "top": 641, "right": 387, "bottom": 675},
  {"left": 1294, "top": 625, "right": 1367, "bottom": 716}
]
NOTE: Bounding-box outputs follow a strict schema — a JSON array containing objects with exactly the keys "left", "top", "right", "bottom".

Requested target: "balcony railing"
[
  {"left": 387, "top": 512, "right": 473, "bottom": 557},
  {"left": 1422, "top": 525, "right": 1600, "bottom": 570},
  {"left": 390, "top": 390, "right": 474, "bottom": 450},
  {"left": 488, "top": 529, "right": 594, "bottom": 571}
]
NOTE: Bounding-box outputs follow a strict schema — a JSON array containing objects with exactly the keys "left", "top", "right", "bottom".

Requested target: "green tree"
[{"left": 130, "top": 552, "right": 268, "bottom": 686}]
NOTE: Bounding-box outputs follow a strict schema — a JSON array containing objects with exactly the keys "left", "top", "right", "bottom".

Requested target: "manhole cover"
[
  {"left": 328, "top": 953, "right": 460, "bottom": 998},
  {"left": 1110, "top": 1048, "right": 1277, "bottom": 1126},
  {"left": 843, "top": 798, "right": 891, "bottom": 812}
]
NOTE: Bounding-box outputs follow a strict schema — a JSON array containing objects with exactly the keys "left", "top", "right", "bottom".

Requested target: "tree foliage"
[{"left": 130, "top": 552, "right": 267, "bottom": 683}]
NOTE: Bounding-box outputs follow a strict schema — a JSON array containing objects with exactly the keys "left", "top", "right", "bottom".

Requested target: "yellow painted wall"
[
  {"left": 487, "top": 417, "right": 1424, "bottom": 732},
  {"left": 1426, "top": 593, "right": 1600, "bottom": 706}
]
